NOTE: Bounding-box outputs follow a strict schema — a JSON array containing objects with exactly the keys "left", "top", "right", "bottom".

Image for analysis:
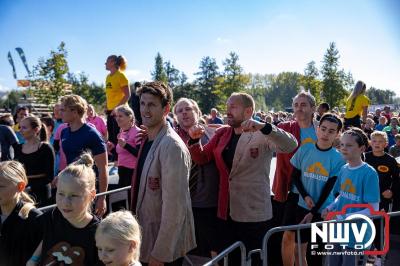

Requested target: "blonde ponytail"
[
  {"left": 117, "top": 55, "right": 127, "bottom": 71},
  {"left": 19, "top": 191, "right": 35, "bottom": 219},
  {"left": 73, "top": 152, "right": 94, "bottom": 168}
]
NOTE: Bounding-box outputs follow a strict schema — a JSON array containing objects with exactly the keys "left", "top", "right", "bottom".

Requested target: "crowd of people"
[{"left": 0, "top": 54, "right": 399, "bottom": 266}]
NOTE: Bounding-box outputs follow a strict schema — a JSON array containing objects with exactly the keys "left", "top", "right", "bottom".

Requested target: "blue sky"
[{"left": 0, "top": 0, "right": 399, "bottom": 96}]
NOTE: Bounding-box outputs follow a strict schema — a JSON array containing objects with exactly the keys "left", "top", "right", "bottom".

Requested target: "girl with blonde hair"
[
  {"left": 344, "top": 80, "right": 370, "bottom": 129},
  {"left": 27, "top": 153, "right": 101, "bottom": 266},
  {"left": 96, "top": 210, "right": 142, "bottom": 266},
  {"left": 0, "top": 161, "right": 42, "bottom": 266}
]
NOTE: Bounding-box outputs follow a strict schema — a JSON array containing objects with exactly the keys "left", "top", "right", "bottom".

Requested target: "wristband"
[
  {"left": 30, "top": 255, "right": 40, "bottom": 263},
  {"left": 260, "top": 123, "right": 272, "bottom": 135}
]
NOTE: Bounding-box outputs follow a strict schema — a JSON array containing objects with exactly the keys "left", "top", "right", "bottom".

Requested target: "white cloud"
[
  {"left": 125, "top": 69, "right": 141, "bottom": 79},
  {"left": 216, "top": 37, "right": 232, "bottom": 44},
  {"left": 0, "top": 83, "right": 12, "bottom": 92}
]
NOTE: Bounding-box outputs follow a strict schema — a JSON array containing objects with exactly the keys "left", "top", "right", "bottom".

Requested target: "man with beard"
[
  {"left": 188, "top": 92, "right": 297, "bottom": 264},
  {"left": 272, "top": 91, "right": 318, "bottom": 266}
]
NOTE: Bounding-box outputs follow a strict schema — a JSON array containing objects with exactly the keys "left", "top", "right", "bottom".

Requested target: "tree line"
[
  {"left": 144, "top": 42, "right": 396, "bottom": 113},
  {"left": 1, "top": 42, "right": 397, "bottom": 114}
]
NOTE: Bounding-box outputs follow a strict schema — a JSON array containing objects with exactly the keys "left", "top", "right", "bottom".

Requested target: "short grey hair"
[{"left": 292, "top": 90, "right": 316, "bottom": 107}]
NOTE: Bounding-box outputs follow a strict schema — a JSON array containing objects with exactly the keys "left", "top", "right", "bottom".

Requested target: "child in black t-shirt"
[
  {"left": 365, "top": 131, "right": 399, "bottom": 212},
  {"left": 27, "top": 153, "right": 101, "bottom": 266},
  {"left": 364, "top": 131, "right": 399, "bottom": 261},
  {"left": 0, "top": 161, "right": 42, "bottom": 266}
]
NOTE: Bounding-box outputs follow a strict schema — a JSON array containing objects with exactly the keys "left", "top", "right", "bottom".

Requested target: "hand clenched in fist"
[
  {"left": 241, "top": 119, "right": 265, "bottom": 132},
  {"left": 189, "top": 124, "right": 206, "bottom": 139}
]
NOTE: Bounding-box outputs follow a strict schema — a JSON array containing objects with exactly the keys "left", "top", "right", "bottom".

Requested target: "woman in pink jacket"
[{"left": 108, "top": 105, "right": 140, "bottom": 189}]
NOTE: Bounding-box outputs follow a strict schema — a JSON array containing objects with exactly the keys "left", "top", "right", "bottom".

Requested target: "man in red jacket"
[
  {"left": 188, "top": 92, "right": 297, "bottom": 264},
  {"left": 272, "top": 90, "right": 317, "bottom": 266}
]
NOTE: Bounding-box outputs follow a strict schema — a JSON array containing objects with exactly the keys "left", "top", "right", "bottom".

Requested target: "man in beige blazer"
[
  {"left": 130, "top": 81, "right": 196, "bottom": 266},
  {"left": 188, "top": 92, "right": 297, "bottom": 264}
]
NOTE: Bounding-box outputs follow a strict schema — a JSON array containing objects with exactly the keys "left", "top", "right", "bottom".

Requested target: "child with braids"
[
  {"left": 0, "top": 161, "right": 42, "bottom": 266},
  {"left": 27, "top": 153, "right": 101, "bottom": 266}
]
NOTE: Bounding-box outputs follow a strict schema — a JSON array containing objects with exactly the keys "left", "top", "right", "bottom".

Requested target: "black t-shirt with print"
[
  {"left": 39, "top": 208, "right": 100, "bottom": 266},
  {"left": 0, "top": 201, "right": 42, "bottom": 266},
  {"left": 364, "top": 152, "right": 399, "bottom": 195}
]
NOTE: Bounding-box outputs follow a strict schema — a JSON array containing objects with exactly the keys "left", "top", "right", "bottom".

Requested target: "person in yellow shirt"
[
  {"left": 105, "top": 55, "right": 131, "bottom": 165},
  {"left": 344, "top": 80, "right": 370, "bottom": 129}
]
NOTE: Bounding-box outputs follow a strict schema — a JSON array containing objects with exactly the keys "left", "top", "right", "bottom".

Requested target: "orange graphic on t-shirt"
[
  {"left": 341, "top": 178, "right": 356, "bottom": 194},
  {"left": 301, "top": 137, "right": 315, "bottom": 145},
  {"left": 307, "top": 162, "right": 328, "bottom": 176},
  {"left": 377, "top": 165, "right": 389, "bottom": 173}
]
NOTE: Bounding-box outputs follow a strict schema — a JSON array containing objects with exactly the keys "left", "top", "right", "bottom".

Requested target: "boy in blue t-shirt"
[{"left": 290, "top": 113, "right": 345, "bottom": 266}]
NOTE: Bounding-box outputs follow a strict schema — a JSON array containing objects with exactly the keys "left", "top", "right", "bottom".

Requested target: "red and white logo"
[{"left": 311, "top": 204, "right": 390, "bottom": 255}]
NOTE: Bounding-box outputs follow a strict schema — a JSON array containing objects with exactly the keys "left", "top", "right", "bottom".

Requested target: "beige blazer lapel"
[
  {"left": 230, "top": 132, "right": 253, "bottom": 177},
  {"left": 136, "top": 124, "right": 168, "bottom": 210}
]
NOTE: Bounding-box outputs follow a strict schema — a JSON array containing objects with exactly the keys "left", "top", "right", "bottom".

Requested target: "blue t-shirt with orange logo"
[
  {"left": 300, "top": 126, "right": 317, "bottom": 145},
  {"left": 333, "top": 162, "right": 380, "bottom": 214},
  {"left": 332, "top": 162, "right": 380, "bottom": 249},
  {"left": 290, "top": 143, "right": 345, "bottom": 212}
]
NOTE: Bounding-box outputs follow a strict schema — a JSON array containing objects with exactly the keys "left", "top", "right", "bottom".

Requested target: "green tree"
[
  {"left": 0, "top": 90, "right": 25, "bottom": 112},
  {"left": 222, "top": 52, "right": 243, "bottom": 94},
  {"left": 320, "top": 42, "right": 349, "bottom": 108},
  {"left": 366, "top": 87, "right": 396, "bottom": 104},
  {"left": 219, "top": 52, "right": 249, "bottom": 93},
  {"left": 30, "top": 42, "right": 71, "bottom": 105},
  {"left": 340, "top": 70, "right": 355, "bottom": 92},
  {"left": 173, "top": 72, "right": 198, "bottom": 103},
  {"left": 266, "top": 72, "right": 303, "bottom": 110},
  {"left": 195, "top": 56, "right": 220, "bottom": 113},
  {"left": 164, "top": 60, "right": 181, "bottom": 88},
  {"left": 247, "top": 73, "right": 270, "bottom": 111},
  {"left": 68, "top": 72, "right": 106, "bottom": 108},
  {"left": 151, "top": 52, "right": 167, "bottom": 83},
  {"left": 300, "top": 61, "right": 322, "bottom": 103},
  {"left": 214, "top": 52, "right": 250, "bottom": 111}
]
